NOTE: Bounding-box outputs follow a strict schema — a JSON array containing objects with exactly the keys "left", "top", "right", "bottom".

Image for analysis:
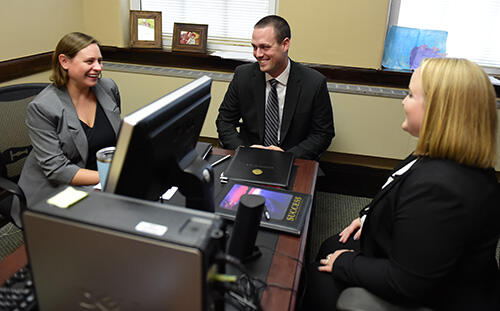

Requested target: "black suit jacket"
[
  {"left": 333, "top": 155, "right": 500, "bottom": 310},
  {"left": 216, "top": 60, "right": 335, "bottom": 160}
]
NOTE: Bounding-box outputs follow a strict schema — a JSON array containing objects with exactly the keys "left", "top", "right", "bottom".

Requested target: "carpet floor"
[
  {"left": 0, "top": 223, "right": 23, "bottom": 261},
  {"left": 307, "top": 191, "right": 371, "bottom": 262}
]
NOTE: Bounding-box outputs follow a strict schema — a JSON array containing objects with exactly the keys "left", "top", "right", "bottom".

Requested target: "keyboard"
[{"left": 0, "top": 266, "right": 37, "bottom": 311}]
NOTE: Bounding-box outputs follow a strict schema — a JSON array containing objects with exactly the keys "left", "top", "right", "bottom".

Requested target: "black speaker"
[{"left": 227, "top": 194, "right": 265, "bottom": 262}]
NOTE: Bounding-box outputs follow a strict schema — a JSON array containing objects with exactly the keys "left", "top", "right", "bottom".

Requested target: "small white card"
[
  {"left": 161, "top": 186, "right": 178, "bottom": 200},
  {"left": 135, "top": 221, "right": 168, "bottom": 236},
  {"left": 47, "top": 186, "right": 88, "bottom": 208}
]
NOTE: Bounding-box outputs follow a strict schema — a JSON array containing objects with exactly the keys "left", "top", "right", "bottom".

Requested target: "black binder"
[
  {"left": 223, "top": 146, "right": 294, "bottom": 187},
  {"left": 215, "top": 181, "right": 311, "bottom": 235}
]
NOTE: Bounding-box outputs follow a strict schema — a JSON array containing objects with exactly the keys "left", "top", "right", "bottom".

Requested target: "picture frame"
[
  {"left": 172, "top": 23, "right": 208, "bottom": 53},
  {"left": 130, "top": 10, "right": 162, "bottom": 48}
]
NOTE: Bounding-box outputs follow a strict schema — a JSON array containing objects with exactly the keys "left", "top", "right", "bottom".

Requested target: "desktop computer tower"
[{"left": 23, "top": 190, "right": 225, "bottom": 311}]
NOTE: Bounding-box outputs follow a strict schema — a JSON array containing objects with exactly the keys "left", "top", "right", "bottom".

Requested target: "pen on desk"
[
  {"left": 219, "top": 171, "right": 228, "bottom": 183},
  {"left": 211, "top": 154, "right": 231, "bottom": 167}
]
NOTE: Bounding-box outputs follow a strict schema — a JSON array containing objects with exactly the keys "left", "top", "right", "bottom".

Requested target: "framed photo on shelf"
[
  {"left": 172, "top": 23, "right": 208, "bottom": 53},
  {"left": 130, "top": 10, "right": 162, "bottom": 48}
]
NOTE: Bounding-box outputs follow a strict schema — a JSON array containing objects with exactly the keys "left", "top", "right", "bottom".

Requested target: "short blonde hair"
[
  {"left": 415, "top": 58, "right": 497, "bottom": 168},
  {"left": 50, "top": 32, "right": 99, "bottom": 88}
]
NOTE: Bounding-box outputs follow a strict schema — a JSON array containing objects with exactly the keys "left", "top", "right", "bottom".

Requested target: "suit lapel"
[
  {"left": 93, "top": 82, "right": 121, "bottom": 135},
  {"left": 252, "top": 65, "right": 266, "bottom": 142},
  {"left": 280, "top": 60, "right": 300, "bottom": 144},
  {"left": 364, "top": 155, "right": 420, "bottom": 213},
  {"left": 58, "top": 88, "right": 89, "bottom": 164}
]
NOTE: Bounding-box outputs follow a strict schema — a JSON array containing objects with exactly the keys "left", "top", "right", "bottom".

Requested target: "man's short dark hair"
[{"left": 254, "top": 15, "right": 291, "bottom": 43}]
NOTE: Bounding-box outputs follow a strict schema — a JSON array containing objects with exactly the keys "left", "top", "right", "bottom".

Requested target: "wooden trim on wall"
[
  {"left": 319, "top": 151, "right": 401, "bottom": 171},
  {"left": 4, "top": 47, "right": 500, "bottom": 95},
  {"left": 99, "top": 47, "right": 412, "bottom": 88},
  {"left": 101, "top": 46, "right": 247, "bottom": 73},
  {"left": 0, "top": 52, "right": 52, "bottom": 83}
]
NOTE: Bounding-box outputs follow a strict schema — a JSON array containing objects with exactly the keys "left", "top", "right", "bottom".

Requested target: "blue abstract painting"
[{"left": 382, "top": 26, "right": 448, "bottom": 70}]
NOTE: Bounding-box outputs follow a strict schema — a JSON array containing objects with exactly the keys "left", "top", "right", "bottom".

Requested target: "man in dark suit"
[{"left": 216, "top": 15, "right": 335, "bottom": 160}]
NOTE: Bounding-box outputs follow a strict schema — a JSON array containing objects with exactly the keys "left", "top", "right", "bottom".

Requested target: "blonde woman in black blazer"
[
  {"left": 18, "top": 33, "right": 121, "bottom": 207},
  {"left": 302, "top": 58, "right": 500, "bottom": 310}
]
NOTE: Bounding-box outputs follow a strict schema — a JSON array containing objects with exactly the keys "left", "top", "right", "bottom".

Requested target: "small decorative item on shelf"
[
  {"left": 130, "top": 10, "right": 162, "bottom": 48},
  {"left": 172, "top": 23, "right": 208, "bottom": 53}
]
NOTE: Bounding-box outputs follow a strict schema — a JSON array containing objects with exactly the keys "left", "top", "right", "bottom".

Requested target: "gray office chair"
[
  {"left": 0, "top": 83, "right": 49, "bottom": 228},
  {"left": 336, "top": 287, "right": 434, "bottom": 311}
]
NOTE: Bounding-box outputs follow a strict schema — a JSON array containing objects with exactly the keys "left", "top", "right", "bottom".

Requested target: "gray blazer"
[{"left": 18, "top": 78, "right": 121, "bottom": 207}]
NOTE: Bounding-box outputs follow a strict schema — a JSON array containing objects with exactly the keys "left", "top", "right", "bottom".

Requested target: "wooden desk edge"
[
  {"left": 0, "top": 245, "right": 27, "bottom": 285},
  {"left": 262, "top": 158, "right": 318, "bottom": 311}
]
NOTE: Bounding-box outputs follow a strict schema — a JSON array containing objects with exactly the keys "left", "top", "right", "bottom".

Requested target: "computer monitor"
[{"left": 104, "top": 75, "right": 214, "bottom": 212}]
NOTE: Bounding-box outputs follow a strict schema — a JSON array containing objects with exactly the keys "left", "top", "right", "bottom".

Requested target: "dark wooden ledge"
[
  {"left": 0, "top": 52, "right": 52, "bottom": 83},
  {"left": 3, "top": 47, "right": 499, "bottom": 96},
  {"left": 1, "top": 46, "right": 411, "bottom": 88},
  {"left": 99, "top": 47, "right": 412, "bottom": 88}
]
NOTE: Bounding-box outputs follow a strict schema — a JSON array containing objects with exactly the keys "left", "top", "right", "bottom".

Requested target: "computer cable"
[
  {"left": 255, "top": 244, "right": 303, "bottom": 293},
  {"left": 210, "top": 253, "right": 266, "bottom": 311}
]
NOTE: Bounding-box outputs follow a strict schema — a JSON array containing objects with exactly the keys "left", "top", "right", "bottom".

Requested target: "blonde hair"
[
  {"left": 50, "top": 32, "right": 99, "bottom": 88},
  {"left": 415, "top": 58, "right": 497, "bottom": 168}
]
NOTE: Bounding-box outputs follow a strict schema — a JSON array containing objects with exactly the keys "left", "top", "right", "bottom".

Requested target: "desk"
[
  {"left": 0, "top": 148, "right": 318, "bottom": 311},
  {"left": 208, "top": 148, "right": 318, "bottom": 311}
]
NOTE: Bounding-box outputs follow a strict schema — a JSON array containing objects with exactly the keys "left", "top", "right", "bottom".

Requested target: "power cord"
[
  {"left": 209, "top": 247, "right": 306, "bottom": 310},
  {"left": 209, "top": 253, "right": 266, "bottom": 311},
  {"left": 256, "top": 243, "right": 309, "bottom": 309}
]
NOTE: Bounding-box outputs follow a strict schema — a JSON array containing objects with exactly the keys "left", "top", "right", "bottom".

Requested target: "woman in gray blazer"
[
  {"left": 18, "top": 32, "right": 121, "bottom": 208},
  {"left": 302, "top": 58, "right": 500, "bottom": 310}
]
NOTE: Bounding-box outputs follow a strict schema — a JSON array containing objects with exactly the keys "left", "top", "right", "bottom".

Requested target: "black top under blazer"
[
  {"left": 333, "top": 154, "right": 500, "bottom": 310},
  {"left": 216, "top": 60, "right": 335, "bottom": 160}
]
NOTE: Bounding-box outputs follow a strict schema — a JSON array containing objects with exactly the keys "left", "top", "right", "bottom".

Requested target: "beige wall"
[
  {"left": 281, "top": 0, "right": 390, "bottom": 68},
  {"left": 83, "top": 0, "right": 130, "bottom": 47},
  {"left": 0, "top": 0, "right": 84, "bottom": 61},
  {"left": 0, "top": 0, "right": 128, "bottom": 61}
]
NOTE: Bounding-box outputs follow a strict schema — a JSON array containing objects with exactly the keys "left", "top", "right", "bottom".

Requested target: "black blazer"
[
  {"left": 333, "top": 155, "right": 500, "bottom": 310},
  {"left": 216, "top": 60, "right": 335, "bottom": 160}
]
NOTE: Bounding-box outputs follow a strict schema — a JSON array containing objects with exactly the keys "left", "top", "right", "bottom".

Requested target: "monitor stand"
[{"left": 177, "top": 155, "right": 215, "bottom": 212}]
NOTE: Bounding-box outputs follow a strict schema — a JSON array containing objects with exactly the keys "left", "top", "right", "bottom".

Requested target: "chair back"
[{"left": 0, "top": 83, "right": 49, "bottom": 182}]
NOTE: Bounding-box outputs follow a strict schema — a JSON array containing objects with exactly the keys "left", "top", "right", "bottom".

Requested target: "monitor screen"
[{"left": 104, "top": 76, "right": 214, "bottom": 212}]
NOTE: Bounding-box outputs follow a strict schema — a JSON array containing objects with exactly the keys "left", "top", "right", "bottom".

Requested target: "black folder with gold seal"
[{"left": 223, "top": 146, "right": 294, "bottom": 188}]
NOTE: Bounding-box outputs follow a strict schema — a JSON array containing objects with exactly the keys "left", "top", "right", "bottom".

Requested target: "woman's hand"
[
  {"left": 318, "top": 249, "right": 353, "bottom": 273},
  {"left": 338, "top": 217, "right": 362, "bottom": 243}
]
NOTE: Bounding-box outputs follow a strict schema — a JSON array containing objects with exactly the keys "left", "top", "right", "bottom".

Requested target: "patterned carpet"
[
  {"left": 307, "top": 191, "right": 371, "bottom": 262},
  {"left": 0, "top": 223, "right": 23, "bottom": 261}
]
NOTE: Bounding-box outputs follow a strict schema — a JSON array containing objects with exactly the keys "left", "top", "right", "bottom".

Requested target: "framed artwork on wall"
[
  {"left": 172, "top": 23, "right": 208, "bottom": 53},
  {"left": 130, "top": 10, "right": 162, "bottom": 48}
]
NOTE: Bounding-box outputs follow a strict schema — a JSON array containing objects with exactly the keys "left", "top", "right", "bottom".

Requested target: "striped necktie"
[{"left": 264, "top": 79, "right": 279, "bottom": 146}]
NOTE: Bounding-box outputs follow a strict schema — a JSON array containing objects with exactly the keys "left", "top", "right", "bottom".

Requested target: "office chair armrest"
[
  {"left": 337, "top": 287, "right": 434, "bottom": 311},
  {"left": 0, "top": 177, "right": 27, "bottom": 228}
]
